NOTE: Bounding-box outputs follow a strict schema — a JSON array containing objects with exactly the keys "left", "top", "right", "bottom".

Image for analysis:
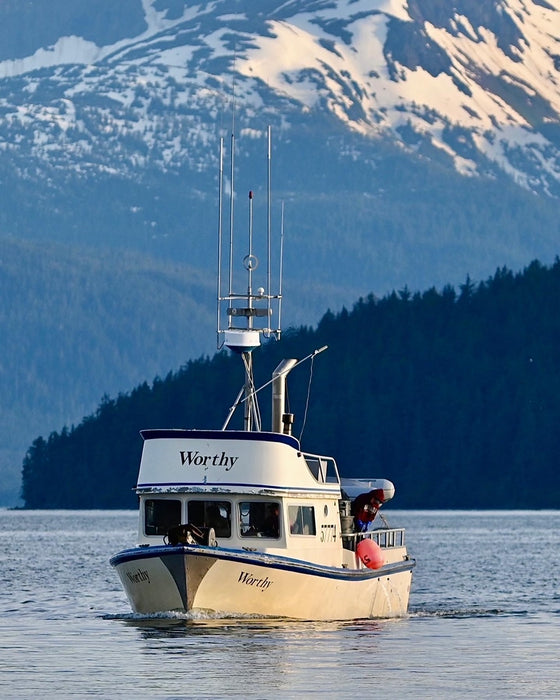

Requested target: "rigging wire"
[
  {"left": 242, "top": 352, "right": 261, "bottom": 431},
  {"left": 298, "top": 351, "right": 316, "bottom": 442},
  {"left": 222, "top": 346, "right": 328, "bottom": 432}
]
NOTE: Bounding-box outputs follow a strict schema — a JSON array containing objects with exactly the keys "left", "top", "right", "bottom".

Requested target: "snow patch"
[{"left": 0, "top": 36, "right": 102, "bottom": 78}]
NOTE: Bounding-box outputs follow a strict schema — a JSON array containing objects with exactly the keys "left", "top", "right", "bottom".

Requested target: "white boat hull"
[{"left": 111, "top": 544, "right": 414, "bottom": 620}]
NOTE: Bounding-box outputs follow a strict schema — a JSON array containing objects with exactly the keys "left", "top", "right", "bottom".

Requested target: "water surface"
[{"left": 1, "top": 510, "right": 558, "bottom": 697}]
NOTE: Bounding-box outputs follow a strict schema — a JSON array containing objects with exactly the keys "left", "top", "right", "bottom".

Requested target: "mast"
[{"left": 217, "top": 127, "right": 283, "bottom": 431}]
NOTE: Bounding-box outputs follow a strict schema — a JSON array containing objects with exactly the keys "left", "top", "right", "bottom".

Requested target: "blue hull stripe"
[
  {"left": 136, "top": 481, "right": 340, "bottom": 494},
  {"left": 111, "top": 545, "right": 415, "bottom": 582}
]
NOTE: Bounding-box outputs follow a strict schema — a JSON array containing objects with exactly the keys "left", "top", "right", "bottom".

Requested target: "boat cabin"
[
  {"left": 134, "top": 428, "right": 353, "bottom": 566},
  {"left": 133, "top": 428, "right": 405, "bottom": 569}
]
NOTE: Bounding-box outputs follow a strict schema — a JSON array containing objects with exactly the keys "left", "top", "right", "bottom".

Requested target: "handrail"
[
  {"left": 341, "top": 527, "right": 406, "bottom": 549},
  {"left": 303, "top": 452, "right": 340, "bottom": 484}
]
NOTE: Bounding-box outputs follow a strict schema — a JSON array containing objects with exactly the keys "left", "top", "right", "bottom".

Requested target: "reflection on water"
[
  {"left": 112, "top": 614, "right": 386, "bottom": 637},
  {"left": 107, "top": 615, "right": 391, "bottom": 695}
]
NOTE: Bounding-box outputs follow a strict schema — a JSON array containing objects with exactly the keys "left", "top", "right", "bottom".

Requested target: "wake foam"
[
  {"left": 103, "top": 609, "right": 283, "bottom": 622},
  {"left": 409, "top": 607, "right": 525, "bottom": 619}
]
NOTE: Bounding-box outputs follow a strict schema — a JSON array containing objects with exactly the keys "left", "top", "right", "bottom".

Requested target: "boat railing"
[{"left": 341, "top": 528, "right": 406, "bottom": 551}]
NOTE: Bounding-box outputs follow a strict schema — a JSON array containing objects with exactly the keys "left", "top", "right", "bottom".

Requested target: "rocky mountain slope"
[{"left": 2, "top": 0, "right": 559, "bottom": 191}]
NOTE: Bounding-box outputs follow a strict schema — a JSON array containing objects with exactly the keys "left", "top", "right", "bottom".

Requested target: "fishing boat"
[{"left": 110, "top": 128, "right": 415, "bottom": 620}]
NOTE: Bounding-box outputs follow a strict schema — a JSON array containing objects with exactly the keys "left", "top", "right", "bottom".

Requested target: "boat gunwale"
[{"left": 110, "top": 543, "right": 416, "bottom": 581}]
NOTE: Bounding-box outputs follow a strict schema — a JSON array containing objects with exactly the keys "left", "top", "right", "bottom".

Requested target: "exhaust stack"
[{"left": 272, "top": 359, "right": 297, "bottom": 434}]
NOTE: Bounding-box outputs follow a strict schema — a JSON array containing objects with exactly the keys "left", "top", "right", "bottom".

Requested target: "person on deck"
[{"left": 351, "top": 490, "right": 382, "bottom": 532}]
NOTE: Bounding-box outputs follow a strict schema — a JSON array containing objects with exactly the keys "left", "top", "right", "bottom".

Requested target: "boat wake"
[
  {"left": 103, "top": 609, "right": 286, "bottom": 623},
  {"left": 409, "top": 607, "right": 527, "bottom": 619}
]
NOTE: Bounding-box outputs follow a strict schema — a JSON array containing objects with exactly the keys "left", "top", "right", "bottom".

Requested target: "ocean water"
[{"left": 1, "top": 509, "right": 559, "bottom": 698}]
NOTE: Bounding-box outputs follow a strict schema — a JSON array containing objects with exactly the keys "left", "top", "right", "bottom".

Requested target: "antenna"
[
  {"left": 216, "top": 126, "right": 285, "bottom": 430},
  {"left": 216, "top": 137, "right": 224, "bottom": 348},
  {"left": 278, "top": 201, "right": 285, "bottom": 336},
  {"left": 228, "top": 130, "right": 235, "bottom": 299},
  {"left": 267, "top": 125, "right": 272, "bottom": 331}
]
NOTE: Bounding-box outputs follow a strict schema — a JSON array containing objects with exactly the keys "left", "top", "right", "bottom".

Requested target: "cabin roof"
[{"left": 140, "top": 429, "right": 300, "bottom": 450}]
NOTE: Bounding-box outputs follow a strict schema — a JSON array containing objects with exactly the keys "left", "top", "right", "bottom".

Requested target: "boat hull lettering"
[{"left": 179, "top": 450, "right": 238, "bottom": 470}]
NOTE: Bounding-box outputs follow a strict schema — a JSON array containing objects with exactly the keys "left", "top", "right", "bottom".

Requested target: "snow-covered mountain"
[
  {"left": 2, "top": 0, "right": 560, "bottom": 191},
  {"left": 2, "top": 0, "right": 560, "bottom": 276},
  {"left": 2, "top": 0, "right": 560, "bottom": 301},
  {"left": 1, "top": 0, "right": 560, "bottom": 504}
]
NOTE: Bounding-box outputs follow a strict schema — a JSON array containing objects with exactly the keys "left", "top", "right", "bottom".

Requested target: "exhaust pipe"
[{"left": 271, "top": 359, "right": 297, "bottom": 433}]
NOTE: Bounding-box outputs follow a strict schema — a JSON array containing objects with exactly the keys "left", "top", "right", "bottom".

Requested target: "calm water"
[{"left": 1, "top": 509, "right": 559, "bottom": 698}]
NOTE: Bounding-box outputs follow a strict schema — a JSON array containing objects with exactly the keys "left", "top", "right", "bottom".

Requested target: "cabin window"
[
  {"left": 239, "top": 501, "right": 280, "bottom": 538},
  {"left": 187, "top": 500, "right": 232, "bottom": 538},
  {"left": 304, "top": 456, "right": 338, "bottom": 483},
  {"left": 288, "top": 505, "right": 316, "bottom": 535},
  {"left": 144, "top": 498, "right": 182, "bottom": 536}
]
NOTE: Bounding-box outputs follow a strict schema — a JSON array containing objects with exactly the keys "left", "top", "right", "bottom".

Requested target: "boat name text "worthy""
[
  {"left": 179, "top": 451, "right": 239, "bottom": 470},
  {"left": 126, "top": 568, "right": 150, "bottom": 584},
  {"left": 238, "top": 571, "right": 273, "bottom": 591}
]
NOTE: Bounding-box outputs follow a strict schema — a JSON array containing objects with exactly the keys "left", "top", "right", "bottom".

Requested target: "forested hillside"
[
  {"left": 21, "top": 259, "right": 560, "bottom": 509},
  {"left": 0, "top": 235, "right": 215, "bottom": 504}
]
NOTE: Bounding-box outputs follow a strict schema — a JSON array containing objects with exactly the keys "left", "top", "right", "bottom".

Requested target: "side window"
[
  {"left": 187, "top": 500, "right": 232, "bottom": 538},
  {"left": 239, "top": 501, "right": 280, "bottom": 538},
  {"left": 288, "top": 505, "right": 316, "bottom": 536},
  {"left": 145, "top": 499, "right": 182, "bottom": 536}
]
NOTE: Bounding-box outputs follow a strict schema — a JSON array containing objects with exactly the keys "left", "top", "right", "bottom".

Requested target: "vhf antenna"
[{"left": 216, "top": 125, "right": 284, "bottom": 430}]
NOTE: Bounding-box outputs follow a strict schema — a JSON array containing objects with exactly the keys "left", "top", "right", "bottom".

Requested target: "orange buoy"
[{"left": 356, "top": 538, "right": 384, "bottom": 570}]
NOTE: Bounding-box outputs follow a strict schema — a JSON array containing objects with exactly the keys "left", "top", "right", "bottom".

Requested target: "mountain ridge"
[
  {"left": 0, "top": 235, "right": 216, "bottom": 505},
  {"left": 2, "top": 0, "right": 559, "bottom": 191}
]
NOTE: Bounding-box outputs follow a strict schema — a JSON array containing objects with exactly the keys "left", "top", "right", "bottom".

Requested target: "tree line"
[{"left": 21, "top": 258, "right": 560, "bottom": 509}]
